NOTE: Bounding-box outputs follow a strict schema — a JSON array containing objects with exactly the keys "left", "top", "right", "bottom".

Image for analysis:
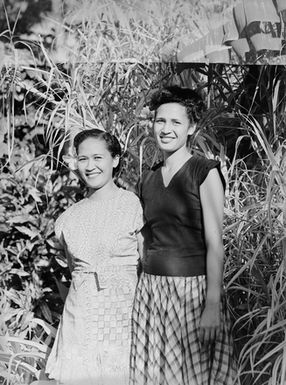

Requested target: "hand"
[{"left": 199, "top": 302, "right": 221, "bottom": 346}]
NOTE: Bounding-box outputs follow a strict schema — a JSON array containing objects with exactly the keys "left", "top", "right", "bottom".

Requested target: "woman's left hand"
[{"left": 199, "top": 302, "right": 221, "bottom": 346}]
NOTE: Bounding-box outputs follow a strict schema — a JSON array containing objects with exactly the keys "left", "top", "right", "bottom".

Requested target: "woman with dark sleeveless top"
[{"left": 129, "top": 86, "right": 236, "bottom": 385}]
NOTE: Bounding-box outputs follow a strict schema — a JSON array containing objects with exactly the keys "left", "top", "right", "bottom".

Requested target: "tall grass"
[
  {"left": 0, "top": 311, "right": 56, "bottom": 384},
  {"left": 221, "top": 117, "right": 286, "bottom": 385},
  {"left": 2, "top": 59, "right": 286, "bottom": 384},
  {"left": 0, "top": 0, "right": 238, "bottom": 64},
  {"left": 173, "top": 65, "right": 286, "bottom": 383},
  {"left": 62, "top": 0, "right": 238, "bottom": 62}
]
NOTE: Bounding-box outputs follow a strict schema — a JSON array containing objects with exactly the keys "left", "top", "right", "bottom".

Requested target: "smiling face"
[
  {"left": 153, "top": 102, "right": 195, "bottom": 154},
  {"left": 76, "top": 137, "right": 119, "bottom": 192}
]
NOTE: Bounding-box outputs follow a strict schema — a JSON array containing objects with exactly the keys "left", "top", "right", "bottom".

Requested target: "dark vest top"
[{"left": 140, "top": 155, "right": 225, "bottom": 277}]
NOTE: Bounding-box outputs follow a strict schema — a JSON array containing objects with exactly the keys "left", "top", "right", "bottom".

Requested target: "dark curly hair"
[
  {"left": 148, "top": 85, "right": 205, "bottom": 124},
  {"left": 73, "top": 129, "right": 121, "bottom": 175}
]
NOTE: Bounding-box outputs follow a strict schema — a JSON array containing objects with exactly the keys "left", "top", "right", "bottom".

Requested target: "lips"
[
  {"left": 159, "top": 135, "right": 176, "bottom": 143},
  {"left": 86, "top": 172, "right": 101, "bottom": 177}
]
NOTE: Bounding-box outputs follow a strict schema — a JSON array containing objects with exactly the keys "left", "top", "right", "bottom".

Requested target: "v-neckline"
[{"left": 160, "top": 156, "right": 194, "bottom": 188}]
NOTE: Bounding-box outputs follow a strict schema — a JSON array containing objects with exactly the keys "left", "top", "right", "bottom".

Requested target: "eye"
[
  {"left": 77, "top": 157, "right": 87, "bottom": 162},
  {"left": 173, "top": 120, "right": 181, "bottom": 125},
  {"left": 155, "top": 118, "right": 164, "bottom": 124}
]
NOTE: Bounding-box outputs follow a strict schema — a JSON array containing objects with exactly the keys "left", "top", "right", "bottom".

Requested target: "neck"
[
  {"left": 87, "top": 181, "right": 119, "bottom": 200},
  {"left": 163, "top": 146, "right": 191, "bottom": 169}
]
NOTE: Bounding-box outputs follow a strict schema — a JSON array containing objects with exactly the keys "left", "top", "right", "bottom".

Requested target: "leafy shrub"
[{"left": 1, "top": 60, "right": 286, "bottom": 384}]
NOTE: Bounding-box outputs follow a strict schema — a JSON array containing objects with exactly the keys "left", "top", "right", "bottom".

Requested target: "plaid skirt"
[{"left": 129, "top": 273, "right": 236, "bottom": 385}]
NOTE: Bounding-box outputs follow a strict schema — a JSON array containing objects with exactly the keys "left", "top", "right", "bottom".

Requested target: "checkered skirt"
[{"left": 129, "top": 273, "right": 236, "bottom": 385}]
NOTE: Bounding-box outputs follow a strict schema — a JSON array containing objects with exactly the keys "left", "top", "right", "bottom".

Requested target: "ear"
[
  {"left": 112, "top": 155, "right": 120, "bottom": 169},
  {"left": 187, "top": 123, "right": 196, "bottom": 135}
]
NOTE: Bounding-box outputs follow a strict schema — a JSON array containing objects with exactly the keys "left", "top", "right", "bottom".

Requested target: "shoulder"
[
  {"left": 135, "top": 162, "right": 162, "bottom": 197},
  {"left": 119, "top": 189, "right": 143, "bottom": 226},
  {"left": 191, "top": 155, "right": 225, "bottom": 190},
  {"left": 144, "top": 162, "right": 162, "bottom": 177},
  {"left": 54, "top": 199, "right": 88, "bottom": 240},
  {"left": 55, "top": 200, "right": 85, "bottom": 228},
  {"left": 192, "top": 154, "right": 219, "bottom": 169},
  {"left": 120, "top": 188, "right": 142, "bottom": 206},
  {"left": 141, "top": 162, "right": 162, "bottom": 185}
]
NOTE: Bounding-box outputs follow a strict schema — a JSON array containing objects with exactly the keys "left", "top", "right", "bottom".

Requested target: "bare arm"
[{"left": 199, "top": 168, "right": 225, "bottom": 344}]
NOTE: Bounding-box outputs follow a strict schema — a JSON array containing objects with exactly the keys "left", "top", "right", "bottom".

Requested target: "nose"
[
  {"left": 161, "top": 122, "right": 171, "bottom": 134},
  {"left": 86, "top": 157, "right": 96, "bottom": 171}
]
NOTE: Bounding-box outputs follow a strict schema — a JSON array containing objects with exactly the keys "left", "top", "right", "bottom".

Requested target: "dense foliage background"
[
  {"left": 0, "top": 0, "right": 238, "bottom": 64},
  {"left": 1, "top": 61, "right": 286, "bottom": 385},
  {"left": 1, "top": 1, "right": 286, "bottom": 385}
]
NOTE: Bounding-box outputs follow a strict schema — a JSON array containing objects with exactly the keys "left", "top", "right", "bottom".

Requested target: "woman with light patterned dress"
[
  {"left": 130, "top": 86, "right": 236, "bottom": 385},
  {"left": 45, "top": 129, "right": 143, "bottom": 385}
]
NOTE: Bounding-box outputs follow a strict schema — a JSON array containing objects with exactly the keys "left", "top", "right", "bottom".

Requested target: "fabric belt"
[
  {"left": 73, "top": 270, "right": 102, "bottom": 291},
  {"left": 142, "top": 252, "right": 206, "bottom": 277}
]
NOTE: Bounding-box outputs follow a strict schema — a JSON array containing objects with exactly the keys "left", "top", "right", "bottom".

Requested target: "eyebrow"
[
  {"left": 155, "top": 116, "right": 182, "bottom": 122},
  {"left": 77, "top": 153, "right": 104, "bottom": 157}
]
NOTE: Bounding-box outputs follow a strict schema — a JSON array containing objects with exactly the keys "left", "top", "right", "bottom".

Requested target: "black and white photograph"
[{"left": 0, "top": 1, "right": 286, "bottom": 385}]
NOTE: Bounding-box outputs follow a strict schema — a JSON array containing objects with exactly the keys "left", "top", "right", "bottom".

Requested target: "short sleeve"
[{"left": 199, "top": 158, "right": 226, "bottom": 191}]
